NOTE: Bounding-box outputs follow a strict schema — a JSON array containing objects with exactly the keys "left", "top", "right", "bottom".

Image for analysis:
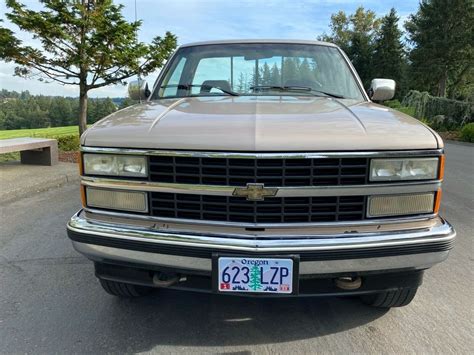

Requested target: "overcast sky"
[{"left": 0, "top": 0, "right": 418, "bottom": 98}]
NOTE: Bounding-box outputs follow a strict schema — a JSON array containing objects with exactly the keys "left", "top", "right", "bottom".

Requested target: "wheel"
[
  {"left": 99, "top": 279, "right": 152, "bottom": 297},
  {"left": 360, "top": 288, "right": 418, "bottom": 308}
]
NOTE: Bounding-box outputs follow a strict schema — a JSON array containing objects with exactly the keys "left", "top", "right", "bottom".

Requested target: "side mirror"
[
  {"left": 368, "top": 79, "right": 396, "bottom": 101},
  {"left": 128, "top": 79, "right": 150, "bottom": 101}
]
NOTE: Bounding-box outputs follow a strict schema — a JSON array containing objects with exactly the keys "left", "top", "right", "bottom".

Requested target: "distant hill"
[{"left": 0, "top": 89, "right": 131, "bottom": 130}]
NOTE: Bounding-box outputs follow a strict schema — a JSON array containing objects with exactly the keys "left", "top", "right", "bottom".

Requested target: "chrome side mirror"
[
  {"left": 368, "top": 79, "right": 396, "bottom": 101},
  {"left": 128, "top": 79, "right": 150, "bottom": 101}
]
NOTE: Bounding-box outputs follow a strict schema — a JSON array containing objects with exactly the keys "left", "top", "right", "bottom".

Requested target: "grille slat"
[
  {"left": 149, "top": 156, "right": 369, "bottom": 187},
  {"left": 150, "top": 193, "right": 366, "bottom": 224}
]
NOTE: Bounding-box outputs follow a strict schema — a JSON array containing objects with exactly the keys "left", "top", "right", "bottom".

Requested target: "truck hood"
[{"left": 82, "top": 96, "right": 439, "bottom": 151}]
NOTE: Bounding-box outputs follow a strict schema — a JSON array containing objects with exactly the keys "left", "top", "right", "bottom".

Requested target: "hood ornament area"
[{"left": 232, "top": 183, "right": 278, "bottom": 201}]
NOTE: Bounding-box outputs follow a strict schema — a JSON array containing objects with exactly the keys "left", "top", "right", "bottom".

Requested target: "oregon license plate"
[{"left": 217, "top": 257, "right": 294, "bottom": 294}]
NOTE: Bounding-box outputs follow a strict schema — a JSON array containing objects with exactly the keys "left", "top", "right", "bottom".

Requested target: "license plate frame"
[{"left": 212, "top": 254, "right": 300, "bottom": 295}]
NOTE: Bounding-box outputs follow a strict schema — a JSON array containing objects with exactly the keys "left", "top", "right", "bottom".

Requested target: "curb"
[{"left": 1, "top": 172, "right": 80, "bottom": 204}]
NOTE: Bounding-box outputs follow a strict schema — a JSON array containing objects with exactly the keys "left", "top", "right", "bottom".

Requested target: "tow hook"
[
  {"left": 152, "top": 272, "right": 180, "bottom": 287},
  {"left": 335, "top": 276, "right": 362, "bottom": 290}
]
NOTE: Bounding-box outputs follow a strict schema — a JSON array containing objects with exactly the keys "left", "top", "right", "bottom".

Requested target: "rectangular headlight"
[
  {"left": 83, "top": 154, "right": 147, "bottom": 177},
  {"left": 86, "top": 187, "right": 148, "bottom": 213},
  {"left": 370, "top": 158, "right": 439, "bottom": 181},
  {"left": 368, "top": 193, "right": 435, "bottom": 217}
]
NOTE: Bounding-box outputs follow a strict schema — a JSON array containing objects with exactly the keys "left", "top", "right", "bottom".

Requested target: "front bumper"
[{"left": 67, "top": 210, "right": 455, "bottom": 276}]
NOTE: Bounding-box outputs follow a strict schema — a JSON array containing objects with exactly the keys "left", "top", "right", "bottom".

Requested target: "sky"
[{"left": 0, "top": 0, "right": 419, "bottom": 98}]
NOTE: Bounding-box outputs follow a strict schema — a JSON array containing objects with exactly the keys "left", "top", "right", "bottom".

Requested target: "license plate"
[{"left": 217, "top": 257, "right": 294, "bottom": 294}]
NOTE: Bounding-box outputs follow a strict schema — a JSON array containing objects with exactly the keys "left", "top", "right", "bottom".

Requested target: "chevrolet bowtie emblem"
[{"left": 232, "top": 183, "right": 278, "bottom": 201}]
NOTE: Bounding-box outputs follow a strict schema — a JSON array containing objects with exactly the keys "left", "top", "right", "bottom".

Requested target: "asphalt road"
[{"left": 1, "top": 142, "right": 473, "bottom": 354}]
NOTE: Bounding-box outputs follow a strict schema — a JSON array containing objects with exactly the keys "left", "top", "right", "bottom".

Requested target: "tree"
[
  {"left": 1, "top": 0, "right": 177, "bottom": 135},
  {"left": 405, "top": 0, "right": 474, "bottom": 97},
  {"left": 373, "top": 9, "right": 406, "bottom": 97},
  {"left": 318, "top": 11, "right": 351, "bottom": 53},
  {"left": 318, "top": 6, "right": 381, "bottom": 87},
  {"left": 282, "top": 57, "right": 299, "bottom": 84},
  {"left": 270, "top": 63, "right": 281, "bottom": 85},
  {"left": 90, "top": 97, "right": 116, "bottom": 123},
  {"left": 236, "top": 72, "right": 246, "bottom": 93},
  {"left": 0, "top": 20, "right": 20, "bottom": 58},
  {"left": 298, "top": 57, "right": 313, "bottom": 82},
  {"left": 260, "top": 62, "right": 272, "bottom": 85},
  {"left": 49, "top": 97, "right": 72, "bottom": 127},
  {"left": 346, "top": 7, "right": 380, "bottom": 87}
]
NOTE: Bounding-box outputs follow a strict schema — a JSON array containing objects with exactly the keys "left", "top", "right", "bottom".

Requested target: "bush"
[
  {"left": 384, "top": 99, "right": 402, "bottom": 109},
  {"left": 55, "top": 134, "right": 80, "bottom": 151},
  {"left": 383, "top": 100, "right": 416, "bottom": 118},
  {"left": 395, "top": 106, "right": 416, "bottom": 117},
  {"left": 460, "top": 123, "right": 474, "bottom": 143},
  {"left": 402, "top": 90, "right": 473, "bottom": 129}
]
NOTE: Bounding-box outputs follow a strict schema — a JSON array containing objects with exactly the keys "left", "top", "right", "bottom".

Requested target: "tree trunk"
[
  {"left": 78, "top": 84, "right": 88, "bottom": 136},
  {"left": 438, "top": 70, "right": 448, "bottom": 98}
]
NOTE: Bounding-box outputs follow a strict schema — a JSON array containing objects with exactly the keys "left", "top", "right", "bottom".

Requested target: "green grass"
[{"left": 0, "top": 125, "right": 79, "bottom": 140}]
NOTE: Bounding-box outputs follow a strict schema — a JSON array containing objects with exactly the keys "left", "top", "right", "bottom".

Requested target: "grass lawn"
[
  {"left": 0, "top": 125, "right": 79, "bottom": 140},
  {"left": 0, "top": 125, "right": 81, "bottom": 162}
]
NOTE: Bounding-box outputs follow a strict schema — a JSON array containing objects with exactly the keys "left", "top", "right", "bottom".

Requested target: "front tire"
[
  {"left": 360, "top": 288, "right": 418, "bottom": 308},
  {"left": 99, "top": 279, "right": 152, "bottom": 298}
]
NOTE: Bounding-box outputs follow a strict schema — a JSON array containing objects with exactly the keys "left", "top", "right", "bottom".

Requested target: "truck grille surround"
[{"left": 148, "top": 155, "right": 369, "bottom": 224}]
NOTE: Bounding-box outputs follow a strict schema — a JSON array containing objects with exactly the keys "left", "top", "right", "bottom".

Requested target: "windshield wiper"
[
  {"left": 250, "top": 85, "right": 346, "bottom": 99},
  {"left": 160, "top": 84, "right": 239, "bottom": 96}
]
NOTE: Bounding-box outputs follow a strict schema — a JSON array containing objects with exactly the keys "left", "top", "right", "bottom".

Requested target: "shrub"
[
  {"left": 383, "top": 100, "right": 416, "bottom": 118},
  {"left": 384, "top": 99, "right": 402, "bottom": 109},
  {"left": 396, "top": 106, "right": 416, "bottom": 117},
  {"left": 460, "top": 123, "right": 474, "bottom": 143},
  {"left": 55, "top": 134, "right": 80, "bottom": 151},
  {"left": 402, "top": 90, "right": 473, "bottom": 129}
]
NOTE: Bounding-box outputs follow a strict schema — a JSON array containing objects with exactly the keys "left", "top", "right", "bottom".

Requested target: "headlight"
[
  {"left": 83, "top": 154, "right": 147, "bottom": 177},
  {"left": 370, "top": 158, "right": 439, "bottom": 181}
]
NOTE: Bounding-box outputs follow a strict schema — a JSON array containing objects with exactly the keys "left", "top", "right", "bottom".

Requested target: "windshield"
[{"left": 152, "top": 43, "right": 364, "bottom": 100}]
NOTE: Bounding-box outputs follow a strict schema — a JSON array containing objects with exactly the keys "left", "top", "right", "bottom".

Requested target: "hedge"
[
  {"left": 383, "top": 100, "right": 416, "bottom": 117},
  {"left": 402, "top": 90, "right": 473, "bottom": 129},
  {"left": 55, "top": 134, "right": 80, "bottom": 151},
  {"left": 460, "top": 123, "right": 474, "bottom": 143}
]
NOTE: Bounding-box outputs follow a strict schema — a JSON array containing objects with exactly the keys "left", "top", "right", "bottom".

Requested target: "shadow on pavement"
[{"left": 97, "top": 288, "right": 388, "bottom": 350}]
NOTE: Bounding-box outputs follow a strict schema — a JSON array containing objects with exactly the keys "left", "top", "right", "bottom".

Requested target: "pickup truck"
[{"left": 67, "top": 39, "right": 456, "bottom": 308}]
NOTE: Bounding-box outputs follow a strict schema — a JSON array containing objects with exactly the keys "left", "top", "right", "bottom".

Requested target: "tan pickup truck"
[{"left": 67, "top": 40, "right": 455, "bottom": 308}]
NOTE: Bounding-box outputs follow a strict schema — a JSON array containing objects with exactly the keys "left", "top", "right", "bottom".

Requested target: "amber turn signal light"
[
  {"left": 434, "top": 188, "right": 442, "bottom": 214},
  {"left": 78, "top": 152, "right": 84, "bottom": 176},
  {"left": 438, "top": 155, "right": 445, "bottom": 180},
  {"left": 80, "top": 185, "right": 87, "bottom": 207}
]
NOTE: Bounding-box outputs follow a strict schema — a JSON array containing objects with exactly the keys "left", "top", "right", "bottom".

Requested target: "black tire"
[
  {"left": 360, "top": 288, "right": 418, "bottom": 308},
  {"left": 99, "top": 279, "right": 152, "bottom": 298}
]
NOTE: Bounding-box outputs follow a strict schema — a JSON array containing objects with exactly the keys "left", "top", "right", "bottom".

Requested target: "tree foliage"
[
  {"left": 1, "top": 0, "right": 177, "bottom": 135},
  {"left": 319, "top": 2, "right": 473, "bottom": 101},
  {"left": 372, "top": 9, "right": 406, "bottom": 97},
  {"left": 402, "top": 90, "right": 473, "bottom": 128},
  {"left": 0, "top": 89, "right": 117, "bottom": 130},
  {"left": 318, "top": 6, "right": 381, "bottom": 87},
  {"left": 405, "top": 0, "right": 473, "bottom": 98}
]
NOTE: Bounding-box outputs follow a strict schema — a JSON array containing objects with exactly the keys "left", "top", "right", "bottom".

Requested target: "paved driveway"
[{"left": 0, "top": 142, "right": 472, "bottom": 354}]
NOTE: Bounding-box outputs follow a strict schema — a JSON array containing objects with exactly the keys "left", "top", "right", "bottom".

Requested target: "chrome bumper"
[{"left": 67, "top": 210, "right": 455, "bottom": 275}]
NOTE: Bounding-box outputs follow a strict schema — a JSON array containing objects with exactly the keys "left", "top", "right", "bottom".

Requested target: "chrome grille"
[
  {"left": 149, "top": 156, "right": 369, "bottom": 186},
  {"left": 150, "top": 193, "right": 367, "bottom": 224}
]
